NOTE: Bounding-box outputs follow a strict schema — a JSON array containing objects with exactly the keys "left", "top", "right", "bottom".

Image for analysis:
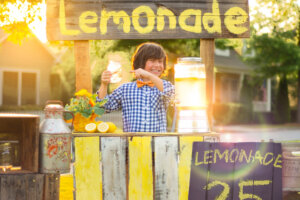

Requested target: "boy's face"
[{"left": 144, "top": 58, "right": 164, "bottom": 77}]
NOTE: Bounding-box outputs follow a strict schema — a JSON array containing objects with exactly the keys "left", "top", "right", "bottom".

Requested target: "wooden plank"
[
  {"left": 154, "top": 137, "right": 179, "bottom": 200},
  {"left": 128, "top": 136, "right": 153, "bottom": 200},
  {"left": 59, "top": 174, "right": 74, "bottom": 200},
  {"left": 72, "top": 132, "right": 217, "bottom": 137},
  {"left": 178, "top": 136, "right": 203, "bottom": 200},
  {"left": 101, "top": 137, "right": 127, "bottom": 200},
  {"left": 74, "top": 40, "right": 92, "bottom": 92},
  {"left": 74, "top": 137, "right": 102, "bottom": 200},
  {"left": 0, "top": 174, "right": 44, "bottom": 200},
  {"left": 232, "top": 143, "right": 279, "bottom": 200},
  {"left": 188, "top": 142, "right": 210, "bottom": 200},
  {"left": 27, "top": 174, "right": 44, "bottom": 200},
  {"left": 200, "top": 39, "right": 215, "bottom": 132},
  {"left": 206, "top": 143, "right": 235, "bottom": 200},
  {"left": 44, "top": 174, "right": 60, "bottom": 200},
  {"left": 272, "top": 143, "right": 282, "bottom": 200},
  {"left": 46, "top": 0, "right": 250, "bottom": 40}
]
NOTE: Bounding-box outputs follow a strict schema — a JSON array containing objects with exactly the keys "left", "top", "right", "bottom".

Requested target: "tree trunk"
[
  {"left": 297, "top": 13, "right": 300, "bottom": 123},
  {"left": 276, "top": 74, "right": 290, "bottom": 123},
  {"left": 298, "top": 70, "right": 300, "bottom": 123}
]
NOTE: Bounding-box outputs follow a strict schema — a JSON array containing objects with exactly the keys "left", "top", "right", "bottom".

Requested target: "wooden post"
[
  {"left": 74, "top": 41, "right": 92, "bottom": 93},
  {"left": 200, "top": 39, "right": 215, "bottom": 131}
]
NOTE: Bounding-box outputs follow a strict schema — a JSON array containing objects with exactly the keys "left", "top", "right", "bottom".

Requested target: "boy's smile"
[{"left": 144, "top": 58, "right": 164, "bottom": 77}]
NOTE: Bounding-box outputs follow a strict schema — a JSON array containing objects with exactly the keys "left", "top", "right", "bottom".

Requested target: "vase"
[{"left": 73, "top": 113, "right": 97, "bottom": 132}]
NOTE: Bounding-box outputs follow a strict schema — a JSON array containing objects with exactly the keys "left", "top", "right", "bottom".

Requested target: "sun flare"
[{"left": 1, "top": 0, "right": 47, "bottom": 43}]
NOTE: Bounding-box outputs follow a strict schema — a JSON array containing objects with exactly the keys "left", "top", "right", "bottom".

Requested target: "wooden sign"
[
  {"left": 46, "top": 0, "right": 250, "bottom": 41},
  {"left": 189, "top": 142, "right": 282, "bottom": 200}
]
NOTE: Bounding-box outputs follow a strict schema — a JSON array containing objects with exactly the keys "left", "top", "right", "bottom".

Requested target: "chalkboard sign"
[
  {"left": 46, "top": 0, "right": 250, "bottom": 41},
  {"left": 189, "top": 142, "right": 282, "bottom": 200}
]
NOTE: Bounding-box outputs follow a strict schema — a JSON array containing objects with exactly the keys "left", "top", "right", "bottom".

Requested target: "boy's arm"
[
  {"left": 130, "top": 69, "right": 163, "bottom": 92},
  {"left": 98, "top": 84, "right": 108, "bottom": 99},
  {"left": 148, "top": 74, "right": 163, "bottom": 91},
  {"left": 98, "top": 70, "right": 112, "bottom": 99}
]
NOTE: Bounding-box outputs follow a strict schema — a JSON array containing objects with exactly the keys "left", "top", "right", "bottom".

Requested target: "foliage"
[
  {"left": 0, "top": 0, "right": 43, "bottom": 44},
  {"left": 64, "top": 89, "right": 106, "bottom": 119},
  {"left": 245, "top": 32, "right": 300, "bottom": 123},
  {"left": 251, "top": 0, "right": 299, "bottom": 36},
  {"left": 245, "top": 33, "right": 300, "bottom": 77},
  {"left": 110, "top": 39, "right": 200, "bottom": 57}
]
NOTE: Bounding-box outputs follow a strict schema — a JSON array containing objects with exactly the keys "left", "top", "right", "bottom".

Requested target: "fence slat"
[
  {"left": 74, "top": 137, "right": 102, "bottom": 200},
  {"left": 154, "top": 136, "right": 179, "bottom": 200},
  {"left": 128, "top": 136, "right": 153, "bottom": 200},
  {"left": 178, "top": 136, "right": 203, "bottom": 200},
  {"left": 101, "top": 137, "right": 127, "bottom": 200}
]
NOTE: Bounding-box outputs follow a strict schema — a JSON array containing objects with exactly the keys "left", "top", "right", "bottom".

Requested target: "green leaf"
[
  {"left": 81, "top": 111, "right": 91, "bottom": 118},
  {"left": 82, "top": 107, "right": 92, "bottom": 118},
  {"left": 64, "top": 112, "right": 73, "bottom": 120},
  {"left": 94, "top": 107, "right": 105, "bottom": 116}
]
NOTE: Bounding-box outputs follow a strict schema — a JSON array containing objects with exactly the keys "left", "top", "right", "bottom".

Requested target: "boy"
[{"left": 97, "top": 42, "right": 175, "bottom": 132}]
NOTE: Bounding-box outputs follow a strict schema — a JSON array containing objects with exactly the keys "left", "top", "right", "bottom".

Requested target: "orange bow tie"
[{"left": 136, "top": 80, "right": 154, "bottom": 88}]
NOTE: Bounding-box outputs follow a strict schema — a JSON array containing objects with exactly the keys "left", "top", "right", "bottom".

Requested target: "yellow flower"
[{"left": 75, "top": 89, "right": 92, "bottom": 98}]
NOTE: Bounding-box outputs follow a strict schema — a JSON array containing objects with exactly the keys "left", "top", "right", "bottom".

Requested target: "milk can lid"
[{"left": 44, "top": 100, "right": 64, "bottom": 112}]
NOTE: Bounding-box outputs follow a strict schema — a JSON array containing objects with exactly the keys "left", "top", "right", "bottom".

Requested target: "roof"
[
  {"left": 0, "top": 27, "right": 58, "bottom": 63},
  {"left": 214, "top": 48, "right": 254, "bottom": 74}
]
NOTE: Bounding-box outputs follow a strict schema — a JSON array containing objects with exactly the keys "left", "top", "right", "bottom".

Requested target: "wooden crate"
[
  {"left": 0, "top": 173, "right": 59, "bottom": 200},
  {"left": 0, "top": 114, "right": 39, "bottom": 173}
]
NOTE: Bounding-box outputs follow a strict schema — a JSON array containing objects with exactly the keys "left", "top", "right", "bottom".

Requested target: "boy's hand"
[
  {"left": 101, "top": 70, "right": 112, "bottom": 85},
  {"left": 130, "top": 68, "right": 152, "bottom": 80}
]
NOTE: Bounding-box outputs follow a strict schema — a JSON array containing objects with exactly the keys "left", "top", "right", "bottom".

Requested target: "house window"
[
  {"left": 215, "top": 48, "right": 230, "bottom": 57},
  {"left": 21, "top": 72, "right": 36, "bottom": 104},
  {"left": 3, "top": 71, "right": 18, "bottom": 105},
  {"left": 1, "top": 69, "right": 38, "bottom": 106}
]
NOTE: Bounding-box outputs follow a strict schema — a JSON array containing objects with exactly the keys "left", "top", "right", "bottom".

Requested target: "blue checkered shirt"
[{"left": 96, "top": 79, "right": 175, "bottom": 132}]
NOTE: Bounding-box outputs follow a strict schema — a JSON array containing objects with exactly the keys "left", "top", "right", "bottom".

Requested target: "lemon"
[
  {"left": 95, "top": 121, "right": 103, "bottom": 125},
  {"left": 97, "top": 122, "right": 109, "bottom": 133},
  {"left": 107, "top": 122, "right": 117, "bottom": 133},
  {"left": 114, "top": 128, "right": 123, "bottom": 133},
  {"left": 85, "top": 122, "right": 97, "bottom": 133}
]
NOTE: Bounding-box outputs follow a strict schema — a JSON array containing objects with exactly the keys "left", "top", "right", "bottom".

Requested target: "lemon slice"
[
  {"left": 85, "top": 123, "right": 97, "bottom": 133},
  {"left": 97, "top": 122, "right": 109, "bottom": 133}
]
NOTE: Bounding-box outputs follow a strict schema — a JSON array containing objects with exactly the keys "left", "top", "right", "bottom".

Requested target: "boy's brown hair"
[{"left": 132, "top": 42, "right": 167, "bottom": 72}]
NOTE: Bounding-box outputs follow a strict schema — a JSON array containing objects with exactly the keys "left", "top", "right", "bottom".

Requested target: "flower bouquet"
[{"left": 65, "top": 89, "right": 106, "bottom": 132}]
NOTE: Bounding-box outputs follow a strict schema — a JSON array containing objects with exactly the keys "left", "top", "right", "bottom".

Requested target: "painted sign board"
[
  {"left": 46, "top": 0, "right": 250, "bottom": 41},
  {"left": 189, "top": 142, "right": 282, "bottom": 200}
]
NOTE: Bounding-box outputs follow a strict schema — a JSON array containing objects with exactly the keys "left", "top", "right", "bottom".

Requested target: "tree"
[
  {"left": 245, "top": 33, "right": 300, "bottom": 123},
  {"left": 0, "top": 0, "right": 43, "bottom": 44},
  {"left": 248, "top": 0, "right": 300, "bottom": 123}
]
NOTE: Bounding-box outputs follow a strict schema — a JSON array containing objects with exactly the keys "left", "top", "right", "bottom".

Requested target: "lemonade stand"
[{"left": 41, "top": 0, "right": 279, "bottom": 199}]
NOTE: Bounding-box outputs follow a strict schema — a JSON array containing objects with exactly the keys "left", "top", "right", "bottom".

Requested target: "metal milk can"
[{"left": 39, "top": 100, "right": 73, "bottom": 173}]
